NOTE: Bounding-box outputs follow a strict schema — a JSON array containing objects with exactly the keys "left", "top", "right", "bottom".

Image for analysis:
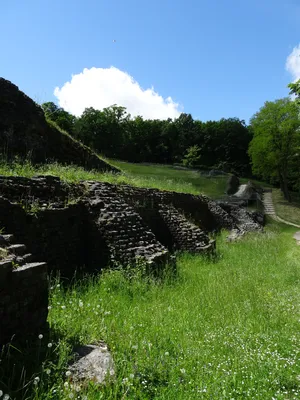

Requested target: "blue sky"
[{"left": 1, "top": 0, "right": 300, "bottom": 122}]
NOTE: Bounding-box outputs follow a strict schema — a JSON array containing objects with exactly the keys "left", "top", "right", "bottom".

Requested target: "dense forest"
[
  {"left": 42, "top": 80, "right": 300, "bottom": 201},
  {"left": 42, "top": 102, "right": 252, "bottom": 176}
]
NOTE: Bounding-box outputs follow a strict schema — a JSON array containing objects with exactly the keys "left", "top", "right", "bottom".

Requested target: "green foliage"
[
  {"left": 272, "top": 188, "right": 300, "bottom": 225},
  {"left": 42, "top": 102, "right": 76, "bottom": 135},
  {"left": 249, "top": 98, "right": 300, "bottom": 201},
  {"left": 182, "top": 145, "right": 201, "bottom": 167},
  {"left": 2, "top": 224, "right": 300, "bottom": 399},
  {"left": 39, "top": 101, "right": 252, "bottom": 176},
  {"left": 0, "top": 247, "right": 8, "bottom": 260},
  {"left": 288, "top": 79, "right": 300, "bottom": 104},
  {"left": 0, "top": 159, "right": 228, "bottom": 198}
]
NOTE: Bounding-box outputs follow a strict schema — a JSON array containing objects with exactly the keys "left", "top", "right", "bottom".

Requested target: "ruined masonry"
[
  {"left": 0, "top": 175, "right": 263, "bottom": 344},
  {"left": 86, "top": 181, "right": 170, "bottom": 267},
  {"left": 0, "top": 233, "right": 48, "bottom": 344}
]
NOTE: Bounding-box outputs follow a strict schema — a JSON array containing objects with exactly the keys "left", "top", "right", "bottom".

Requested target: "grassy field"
[
  {"left": 0, "top": 160, "right": 228, "bottom": 198},
  {"left": 2, "top": 221, "right": 300, "bottom": 399},
  {"left": 272, "top": 189, "right": 300, "bottom": 225}
]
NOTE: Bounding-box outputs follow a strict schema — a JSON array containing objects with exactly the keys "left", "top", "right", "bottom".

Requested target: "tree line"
[
  {"left": 42, "top": 79, "right": 300, "bottom": 202},
  {"left": 42, "top": 103, "right": 252, "bottom": 176}
]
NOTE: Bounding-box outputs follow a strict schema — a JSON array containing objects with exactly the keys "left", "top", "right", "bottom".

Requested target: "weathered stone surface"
[
  {"left": 217, "top": 201, "right": 263, "bottom": 241},
  {"left": 226, "top": 174, "right": 240, "bottom": 195},
  {"left": 0, "top": 252, "right": 48, "bottom": 344},
  {"left": 0, "top": 174, "right": 265, "bottom": 344},
  {"left": 293, "top": 231, "right": 300, "bottom": 245},
  {"left": 69, "top": 344, "right": 115, "bottom": 385},
  {"left": 0, "top": 175, "right": 264, "bottom": 276},
  {"left": 0, "top": 78, "right": 118, "bottom": 172},
  {"left": 233, "top": 181, "right": 262, "bottom": 201}
]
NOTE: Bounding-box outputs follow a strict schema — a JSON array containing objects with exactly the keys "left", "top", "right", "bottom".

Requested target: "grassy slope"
[
  {"left": 273, "top": 189, "right": 300, "bottom": 225},
  {"left": 1, "top": 160, "right": 300, "bottom": 398},
  {"left": 15, "top": 221, "right": 298, "bottom": 400},
  {"left": 0, "top": 160, "right": 227, "bottom": 198}
]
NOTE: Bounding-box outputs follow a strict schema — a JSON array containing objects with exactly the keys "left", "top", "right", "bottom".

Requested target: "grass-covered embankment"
[
  {"left": 273, "top": 189, "right": 300, "bottom": 225},
  {"left": 3, "top": 221, "right": 299, "bottom": 400},
  {"left": 0, "top": 160, "right": 227, "bottom": 198}
]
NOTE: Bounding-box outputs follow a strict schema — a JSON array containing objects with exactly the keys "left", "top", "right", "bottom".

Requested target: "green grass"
[
  {"left": 0, "top": 247, "right": 8, "bottom": 260},
  {"left": 0, "top": 160, "right": 228, "bottom": 198},
  {"left": 3, "top": 221, "right": 300, "bottom": 399},
  {"left": 273, "top": 189, "right": 300, "bottom": 225}
]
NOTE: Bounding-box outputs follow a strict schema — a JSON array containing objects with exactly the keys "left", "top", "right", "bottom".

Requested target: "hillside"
[{"left": 0, "top": 78, "right": 118, "bottom": 172}]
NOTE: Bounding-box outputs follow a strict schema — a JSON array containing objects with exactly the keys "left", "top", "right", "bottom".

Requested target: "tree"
[
  {"left": 288, "top": 79, "right": 300, "bottom": 104},
  {"left": 182, "top": 145, "right": 201, "bottom": 167},
  {"left": 74, "top": 105, "right": 130, "bottom": 158},
  {"left": 248, "top": 98, "right": 300, "bottom": 201},
  {"left": 42, "top": 102, "right": 76, "bottom": 134}
]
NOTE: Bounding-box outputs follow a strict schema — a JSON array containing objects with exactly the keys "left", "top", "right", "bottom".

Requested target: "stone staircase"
[
  {"left": 158, "top": 205, "right": 215, "bottom": 252},
  {"left": 0, "top": 232, "right": 44, "bottom": 270},
  {"left": 0, "top": 231, "right": 48, "bottom": 344},
  {"left": 262, "top": 191, "right": 275, "bottom": 215},
  {"left": 86, "top": 182, "right": 170, "bottom": 267}
]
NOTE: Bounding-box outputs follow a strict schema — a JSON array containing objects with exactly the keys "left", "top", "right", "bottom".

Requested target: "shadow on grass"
[{"left": 0, "top": 325, "right": 87, "bottom": 400}]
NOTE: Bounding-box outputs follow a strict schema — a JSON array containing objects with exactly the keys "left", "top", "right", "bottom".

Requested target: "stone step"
[
  {"left": 7, "top": 244, "right": 27, "bottom": 256},
  {"left": 15, "top": 262, "right": 47, "bottom": 273},
  {"left": 16, "top": 253, "right": 34, "bottom": 265},
  {"left": 1, "top": 234, "right": 15, "bottom": 244}
]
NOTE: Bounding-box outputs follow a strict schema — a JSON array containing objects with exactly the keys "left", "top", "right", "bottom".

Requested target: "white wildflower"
[{"left": 33, "top": 376, "right": 40, "bottom": 385}]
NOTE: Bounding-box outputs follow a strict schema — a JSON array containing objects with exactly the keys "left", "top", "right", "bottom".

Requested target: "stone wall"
[
  {"left": 0, "top": 253, "right": 48, "bottom": 344},
  {"left": 0, "top": 177, "right": 219, "bottom": 276},
  {"left": 0, "top": 78, "right": 118, "bottom": 172},
  {"left": 117, "top": 185, "right": 236, "bottom": 232},
  {"left": 0, "top": 175, "right": 264, "bottom": 344}
]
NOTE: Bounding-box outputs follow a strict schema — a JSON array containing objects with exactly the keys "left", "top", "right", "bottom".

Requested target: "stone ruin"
[
  {"left": 226, "top": 174, "right": 240, "bottom": 195},
  {"left": 0, "top": 175, "right": 264, "bottom": 344},
  {"left": 0, "top": 77, "right": 118, "bottom": 172}
]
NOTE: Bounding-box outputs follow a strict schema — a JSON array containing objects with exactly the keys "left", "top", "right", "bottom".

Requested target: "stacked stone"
[
  {"left": 0, "top": 233, "right": 48, "bottom": 344},
  {"left": 118, "top": 185, "right": 220, "bottom": 232},
  {"left": 87, "top": 182, "right": 169, "bottom": 267},
  {"left": 158, "top": 205, "right": 215, "bottom": 253},
  {"left": 0, "top": 175, "right": 71, "bottom": 206},
  {"left": 206, "top": 199, "right": 236, "bottom": 230}
]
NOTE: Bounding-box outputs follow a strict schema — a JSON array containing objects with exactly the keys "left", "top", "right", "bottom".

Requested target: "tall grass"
[
  {"left": 0, "top": 160, "right": 227, "bottom": 198},
  {"left": 2, "top": 221, "right": 300, "bottom": 399},
  {"left": 273, "top": 189, "right": 300, "bottom": 225}
]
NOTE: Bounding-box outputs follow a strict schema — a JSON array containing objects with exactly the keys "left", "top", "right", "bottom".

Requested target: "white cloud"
[
  {"left": 286, "top": 44, "right": 300, "bottom": 81},
  {"left": 54, "top": 67, "right": 182, "bottom": 119}
]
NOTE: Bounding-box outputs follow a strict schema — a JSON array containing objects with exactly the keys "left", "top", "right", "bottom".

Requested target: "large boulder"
[
  {"left": 233, "top": 181, "right": 262, "bottom": 201},
  {"left": 226, "top": 174, "right": 240, "bottom": 195},
  {"left": 0, "top": 78, "right": 118, "bottom": 172},
  {"left": 69, "top": 344, "right": 115, "bottom": 385}
]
